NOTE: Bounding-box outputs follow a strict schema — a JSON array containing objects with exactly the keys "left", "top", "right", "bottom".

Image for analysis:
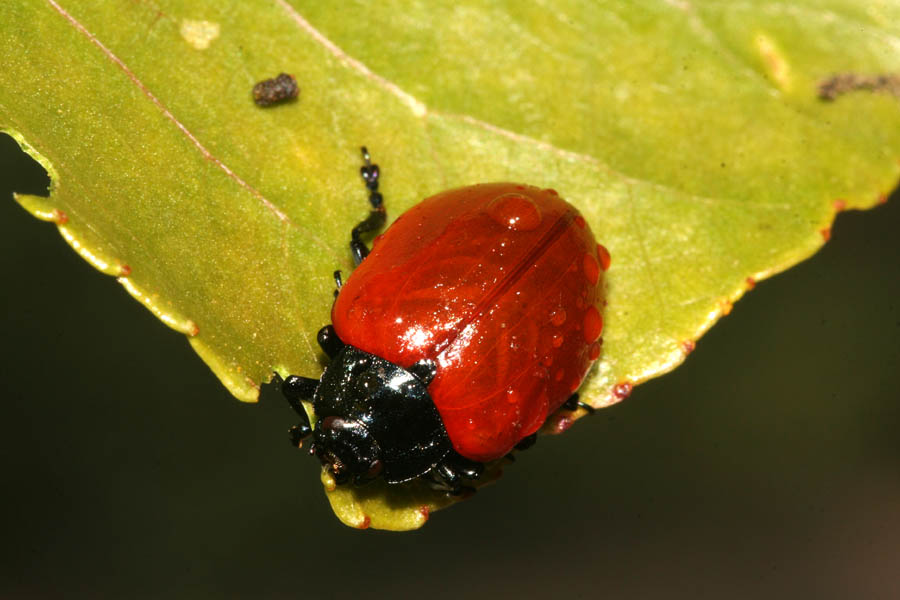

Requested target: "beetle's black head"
[
  {"left": 312, "top": 415, "right": 383, "bottom": 485},
  {"left": 310, "top": 345, "right": 451, "bottom": 485}
]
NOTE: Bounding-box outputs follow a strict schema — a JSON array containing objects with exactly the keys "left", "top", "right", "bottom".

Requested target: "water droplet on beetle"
[
  {"left": 583, "top": 306, "right": 603, "bottom": 342},
  {"left": 550, "top": 308, "right": 567, "bottom": 326},
  {"left": 486, "top": 193, "right": 542, "bottom": 231},
  {"left": 597, "top": 243, "right": 611, "bottom": 271}
]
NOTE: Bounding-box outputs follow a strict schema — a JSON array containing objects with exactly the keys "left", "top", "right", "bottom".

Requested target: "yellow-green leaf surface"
[{"left": 2, "top": 1, "right": 898, "bottom": 530}]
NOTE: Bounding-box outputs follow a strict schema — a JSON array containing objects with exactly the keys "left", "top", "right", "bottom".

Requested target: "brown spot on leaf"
[
  {"left": 613, "top": 382, "right": 632, "bottom": 401},
  {"left": 681, "top": 340, "right": 695, "bottom": 355},
  {"left": 820, "top": 228, "right": 831, "bottom": 242},
  {"left": 745, "top": 276, "right": 756, "bottom": 289},
  {"left": 818, "top": 72, "right": 900, "bottom": 101},
  {"left": 54, "top": 209, "right": 68, "bottom": 224}
]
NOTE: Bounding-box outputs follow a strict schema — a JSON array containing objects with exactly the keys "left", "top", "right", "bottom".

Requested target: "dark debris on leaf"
[
  {"left": 818, "top": 73, "right": 900, "bottom": 101},
  {"left": 253, "top": 73, "right": 300, "bottom": 107}
]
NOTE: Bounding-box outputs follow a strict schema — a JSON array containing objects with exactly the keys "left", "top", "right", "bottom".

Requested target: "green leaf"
[{"left": 1, "top": 0, "right": 898, "bottom": 530}]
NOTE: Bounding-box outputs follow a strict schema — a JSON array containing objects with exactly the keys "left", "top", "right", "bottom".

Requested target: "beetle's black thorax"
[{"left": 311, "top": 346, "right": 452, "bottom": 484}]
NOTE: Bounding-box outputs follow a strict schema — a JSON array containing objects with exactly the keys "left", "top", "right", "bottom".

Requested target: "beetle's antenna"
[{"left": 351, "top": 147, "right": 387, "bottom": 265}]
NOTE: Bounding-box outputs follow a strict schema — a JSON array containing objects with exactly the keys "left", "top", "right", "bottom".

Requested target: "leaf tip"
[
  {"left": 188, "top": 337, "right": 260, "bottom": 403},
  {"left": 13, "top": 193, "right": 63, "bottom": 223}
]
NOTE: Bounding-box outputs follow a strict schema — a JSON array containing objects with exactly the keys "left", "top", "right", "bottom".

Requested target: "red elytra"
[{"left": 332, "top": 183, "right": 606, "bottom": 462}]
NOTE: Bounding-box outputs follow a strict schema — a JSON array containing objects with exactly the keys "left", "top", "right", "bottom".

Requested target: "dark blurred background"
[{"left": 1, "top": 132, "right": 898, "bottom": 599}]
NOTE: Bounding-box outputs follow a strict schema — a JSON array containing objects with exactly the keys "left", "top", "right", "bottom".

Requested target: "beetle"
[{"left": 279, "top": 148, "right": 608, "bottom": 493}]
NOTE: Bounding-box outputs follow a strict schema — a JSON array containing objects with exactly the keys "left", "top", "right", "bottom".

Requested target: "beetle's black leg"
[
  {"left": 434, "top": 463, "right": 461, "bottom": 493},
  {"left": 280, "top": 374, "right": 316, "bottom": 446},
  {"left": 430, "top": 451, "right": 484, "bottom": 495},
  {"left": 317, "top": 324, "right": 344, "bottom": 359},
  {"left": 332, "top": 270, "right": 343, "bottom": 299},
  {"left": 515, "top": 433, "right": 538, "bottom": 451},
  {"left": 446, "top": 453, "right": 484, "bottom": 481},
  {"left": 282, "top": 374, "right": 317, "bottom": 404},
  {"left": 563, "top": 393, "right": 595, "bottom": 414},
  {"left": 408, "top": 358, "right": 437, "bottom": 386},
  {"left": 505, "top": 432, "right": 538, "bottom": 461},
  {"left": 350, "top": 146, "right": 387, "bottom": 266},
  {"left": 289, "top": 424, "right": 311, "bottom": 448}
]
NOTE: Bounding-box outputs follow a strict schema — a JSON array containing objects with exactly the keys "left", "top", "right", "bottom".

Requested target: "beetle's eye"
[{"left": 365, "top": 459, "right": 383, "bottom": 480}]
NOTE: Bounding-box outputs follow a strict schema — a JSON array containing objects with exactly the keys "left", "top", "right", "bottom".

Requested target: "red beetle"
[{"left": 280, "top": 148, "right": 608, "bottom": 492}]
